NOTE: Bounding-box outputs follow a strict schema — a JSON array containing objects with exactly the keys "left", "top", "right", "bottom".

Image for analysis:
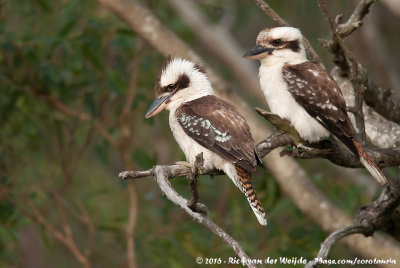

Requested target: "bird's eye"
[
  {"left": 272, "top": 39, "right": 283, "bottom": 46},
  {"left": 166, "top": 84, "right": 174, "bottom": 91}
]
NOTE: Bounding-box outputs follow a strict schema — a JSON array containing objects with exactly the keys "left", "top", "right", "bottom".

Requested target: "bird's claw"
[
  {"left": 175, "top": 161, "right": 193, "bottom": 169},
  {"left": 296, "top": 143, "right": 312, "bottom": 152},
  {"left": 175, "top": 161, "right": 204, "bottom": 175}
]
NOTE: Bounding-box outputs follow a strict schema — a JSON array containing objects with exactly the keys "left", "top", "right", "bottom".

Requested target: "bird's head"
[
  {"left": 244, "top": 26, "right": 306, "bottom": 65},
  {"left": 145, "top": 57, "right": 213, "bottom": 118}
]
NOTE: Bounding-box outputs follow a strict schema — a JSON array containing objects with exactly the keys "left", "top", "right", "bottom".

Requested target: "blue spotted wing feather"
[{"left": 175, "top": 95, "right": 257, "bottom": 172}]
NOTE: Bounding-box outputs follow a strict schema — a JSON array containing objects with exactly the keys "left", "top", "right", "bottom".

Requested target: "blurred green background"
[{"left": 1, "top": 0, "right": 399, "bottom": 267}]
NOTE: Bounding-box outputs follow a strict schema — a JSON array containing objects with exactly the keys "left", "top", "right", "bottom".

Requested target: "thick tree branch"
[
  {"left": 363, "top": 79, "right": 400, "bottom": 125},
  {"left": 305, "top": 225, "right": 369, "bottom": 268},
  {"left": 307, "top": 178, "right": 400, "bottom": 267},
  {"left": 256, "top": 108, "right": 400, "bottom": 169},
  {"left": 331, "top": 68, "right": 400, "bottom": 148}
]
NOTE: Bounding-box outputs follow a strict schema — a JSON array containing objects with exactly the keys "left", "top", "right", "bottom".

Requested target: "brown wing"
[
  {"left": 282, "top": 62, "right": 357, "bottom": 154},
  {"left": 176, "top": 95, "right": 257, "bottom": 172}
]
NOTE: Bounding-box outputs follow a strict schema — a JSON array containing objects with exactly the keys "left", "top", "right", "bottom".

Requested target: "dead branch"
[
  {"left": 23, "top": 199, "right": 91, "bottom": 268},
  {"left": 336, "top": 0, "right": 375, "bottom": 37},
  {"left": 305, "top": 225, "right": 369, "bottom": 268},
  {"left": 307, "top": 178, "right": 400, "bottom": 267},
  {"left": 153, "top": 165, "right": 257, "bottom": 268},
  {"left": 187, "top": 153, "right": 204, "bottom": 211}
]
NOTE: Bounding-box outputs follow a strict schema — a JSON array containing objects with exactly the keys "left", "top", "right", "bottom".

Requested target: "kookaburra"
[
  {"left": 145, "top": 57, "right": 267, "bottom": 225},
  {"left": 244, "top": 26, "right": 388, "bottom": 185}
]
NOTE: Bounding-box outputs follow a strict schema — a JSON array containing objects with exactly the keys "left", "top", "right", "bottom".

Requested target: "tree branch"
[
  {"left": 187, "top": 153, "right": 204, "bottom": 211},
  {"left": 336, "top": 0, "right": 375, "bottom": 37},
  {"left": 305, "top": 225, "right": 369, "bottom": 268},
  {"left": 23, "top": 199, "right": 91, "bottom": 268},
  {"left": 256, "top": 108, "right": 400, "bottom": 169},
  {"left": 153, "top": 165, "right": 257, "bottom": 268},
  {"left": 307, "top": 178, "right": 400, "bottom": 267},
  {"left": 318, "top": 0, "right": 367, "bottom": 142},
  {"left": 331, "top": 68, "right": 400, "bottom": 148}
]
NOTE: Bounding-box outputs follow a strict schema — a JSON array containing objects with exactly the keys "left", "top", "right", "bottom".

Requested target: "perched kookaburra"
[
  {"left": 145, "top": 57, "right": 267, "bottom": 225},
  {"left": 244, "top": 26, "right": 388, "bottom": 185}
]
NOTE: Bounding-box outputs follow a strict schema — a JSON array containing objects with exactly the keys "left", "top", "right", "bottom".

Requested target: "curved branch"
[
  {"left": 307, "top": 178, "right": 400, "bottom": 267},
  {"left": 154, "top": 165, "right": 256, "bottom": 268},
  {"left": 305, "top": 225, "right": 369, "bottom": 268},
  {"left": 336, "top": 0, "right": 375, "bottom": 37}
]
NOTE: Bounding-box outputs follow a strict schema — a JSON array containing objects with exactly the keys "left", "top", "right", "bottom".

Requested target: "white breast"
[{"left": 259, "top": 64, "right": 329, "bottom": 142}]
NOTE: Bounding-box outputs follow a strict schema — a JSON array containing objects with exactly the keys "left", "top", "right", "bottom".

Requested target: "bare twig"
[
  {"left": 362, "top": 79, "right": 400, "bottom": 125},
  {"left": 336, "top": 0, "right": 375, "bottom": 37},
  {"left": 23, "top": 199, "right": 91, "bottom": 268}
]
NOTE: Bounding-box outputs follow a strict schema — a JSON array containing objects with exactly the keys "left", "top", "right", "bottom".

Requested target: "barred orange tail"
[
  {"left": 235, "top": 166, "right": 267, "bottom": 225},
  {"left": 353, "top": 139, "right": 388, "bottom": 185}
]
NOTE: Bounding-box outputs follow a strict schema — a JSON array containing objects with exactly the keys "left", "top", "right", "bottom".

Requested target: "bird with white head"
[
  {"left": 146, "top": 57, "right": 268, "bottom": 225},
  {"left": 244, "top": 26, "right": 388, "bottom": 185}
]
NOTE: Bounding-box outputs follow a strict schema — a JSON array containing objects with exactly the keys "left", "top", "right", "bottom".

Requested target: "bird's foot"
[
  {"left": 175, "top": 161, "right": 204, "bottom": 175},
  {"left": 175, "top": 161, "right": 193, "bottom": 169},
  {"left": 296, "top": 144, "right": 312, "bottom": 152}
]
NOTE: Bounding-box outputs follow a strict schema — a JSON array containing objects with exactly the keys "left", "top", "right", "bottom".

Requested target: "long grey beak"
[
  {"left": 243, "top": 45, "right": 274, "bottom": 60},
  {"left": 145, "top": 93, "right": 171, "bottom": 118}
]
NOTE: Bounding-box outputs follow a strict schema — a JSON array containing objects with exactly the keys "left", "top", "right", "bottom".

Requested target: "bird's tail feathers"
[
  {"left": 235, "top": 166, "right": 267, "bottom": 226},
  {"left": 353, "top": 139, "right": 388, "bottom": 185}
]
